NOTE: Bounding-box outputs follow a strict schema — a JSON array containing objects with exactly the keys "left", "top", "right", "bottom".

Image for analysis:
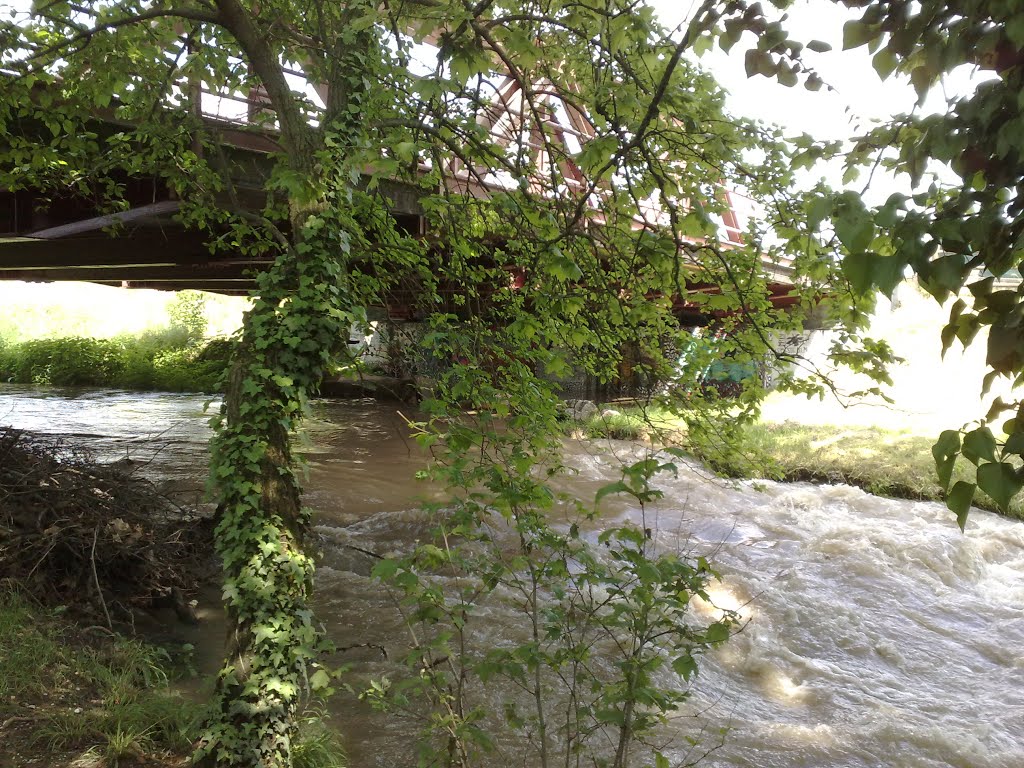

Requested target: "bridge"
[{"left": 0, "top": 75, "right": 798, "bottom": 316}]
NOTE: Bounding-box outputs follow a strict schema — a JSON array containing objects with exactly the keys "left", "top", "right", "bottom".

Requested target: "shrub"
[
  {"left": 12, "top": 337, "right": 126, "bottom": 386},
  {"left": 0, "top": 334, "right": 231, "bottom": 392},
  {"left": 167, "top": 290, "right": 208, "bottom": 344},
  {"left": 583, "top": 408, "right": 650, "bottom": 440}
]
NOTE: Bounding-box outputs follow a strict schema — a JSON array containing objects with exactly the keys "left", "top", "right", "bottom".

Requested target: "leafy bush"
[
  {"left": 0, "top": 334, "right": 232, "bottom": 392},
  {"left": 10, "top": 337, "right": 126, "bottom": 386},
  {"left": 167, "top": 290, "right": 209, "bottom": 344}
]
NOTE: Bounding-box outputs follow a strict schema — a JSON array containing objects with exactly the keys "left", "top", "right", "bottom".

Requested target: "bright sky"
[
  {"left": 651, "top": 1, "right": 909, "bottom": 135},
  {"left": 649, "top": 0, "right": 991, "bottom": 200}
]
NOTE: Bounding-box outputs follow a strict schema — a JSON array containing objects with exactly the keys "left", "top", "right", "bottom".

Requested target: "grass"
[
  {"left": 581, "top": 408, "right": 653, "bottom": 441},
  {"left": 0, "top": 591, "right": 348, "bottom": 767},
  {"left": 0, "top": 590, "right": 205, "bottom": 766},
  {"left": 293, "top": 715, "right": 348, "bottom": 768},
  {"left": 695, "top": 420, "right": 1024, "bottom": 521},
  {"left": 564, "top": 404, "right": 681, "bottom": 442},
  {"left": 571, "top": 402, "right": 1024, "bottom": 521}
]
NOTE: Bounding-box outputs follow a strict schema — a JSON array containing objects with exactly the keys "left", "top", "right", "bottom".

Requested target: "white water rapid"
[{"left": 1, "top": 387, "right": 1021, "bottom": 767}]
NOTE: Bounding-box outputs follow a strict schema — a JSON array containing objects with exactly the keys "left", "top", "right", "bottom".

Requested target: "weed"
[
  {"left": 0, "top": 591, "right": 205, "bottom": 765},
  {"left": 102, "top": 725, "right": 149, "bottom": 767},
  {"left": 293, "top": 715, "right": 347, "bottom": 768}
]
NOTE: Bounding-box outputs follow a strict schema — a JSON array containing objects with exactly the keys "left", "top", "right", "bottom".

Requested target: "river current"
[{"left": 2, "top": 386, "right": 1022, "bottom": 768}]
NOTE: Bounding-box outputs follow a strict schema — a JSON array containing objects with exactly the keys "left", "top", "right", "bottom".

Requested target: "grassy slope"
[
  {"left": 712, "top": 420, "right": 1024, "bottom": 521},
  {"left": 0, "top": 592, "right": 202, "bottom": 767},
  {"left": 0, "top": 592, "right": 346, "bottom": 768}
]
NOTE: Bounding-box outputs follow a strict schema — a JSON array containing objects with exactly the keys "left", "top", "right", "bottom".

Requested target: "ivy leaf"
[
  {"left": 309, "top": 669, "right": 332, "bottom": 691},
  {"left": 946, "top": 481, "right": 976, "bottom": 531}
]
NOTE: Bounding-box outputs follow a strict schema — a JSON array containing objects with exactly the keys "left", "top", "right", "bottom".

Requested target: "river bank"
[
  {"left": 571, "top": 403, "right": 1024, "bottom": 522},
  {"left": 0, "top": 423, "right": 345, "bottom": 768}
]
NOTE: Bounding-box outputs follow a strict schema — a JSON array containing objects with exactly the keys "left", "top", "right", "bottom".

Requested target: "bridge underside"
[
  {"left": 0, "top": 170, "right": 796, "bottom": 317},
  {"left": 0, "top": 180, "right": 424, "bottom": 299}
]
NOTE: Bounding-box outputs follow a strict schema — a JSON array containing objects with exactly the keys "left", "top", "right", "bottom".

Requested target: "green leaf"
[
  {"left": 806, "top": 40, "right": 832, "bottom": 53},
  {"left": 834, "top": 200, "right": 874, "bottom": 253},
  {"left": 777, "top": 64, "right": 798, "bottom": 88},
  {"left": 804, "top": 73, "right": 823, "bottom": 91},
  {"left": 961, "top": 427, "right": 997, "bottom": 465},
  {"left": 842, "top": 252, "right": 873, "bottom": 294},
  {"left": 842, "top": 20, "right": 876, "bottom": 50},
  {"left": 976, "top": 461, "right": 1023, "bottom": 511},
  {"left": 806, "top": 195, "right": 831, "bottom": 230},
  {"left": 842, "top": 252, "right": 903, "bottom": 295},
  {"left": 596, "top": 480, "right": 632, "bottom": 504},
  {"left": 371, "top": 558, "right": 400, "bottom": 581},
  {"left": 872, "top": 48, "right": 899, "bottom": 80},
  {"left": 1004, "top": 432, "right": 1024, "bottom": 455},
  {"left": 910, "top": 66, "right": 933, "bottom": 101},
  {"left": 946, "top": 481, "right": 976, "bottom": 532},
  {"left": 394, "top": 141, "right": 417, "bottom": 162},
  {"left": 704, "top": 622, "right": 730, "bottom": 644},
  {"left": 1009, "top": 15, "right": 1024, "bottom": 47},
  {"left": 932, "top": 429, "right": 961, "bottom": 491},
  {"left": 672, "top": 654, "right": 698, "bottom": 681},
  {"left": 744, "top": 49, "right": 776, "bottom": 79}
]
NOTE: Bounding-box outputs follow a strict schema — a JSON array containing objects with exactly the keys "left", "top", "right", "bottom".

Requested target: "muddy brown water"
[{"left": 2, "top": 385, "right": 1022, "bottom": 768}]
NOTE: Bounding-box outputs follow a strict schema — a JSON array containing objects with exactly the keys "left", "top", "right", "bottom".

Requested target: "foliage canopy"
[{"left": 3, "top": 0, "right": 1021, "bottom": 765}]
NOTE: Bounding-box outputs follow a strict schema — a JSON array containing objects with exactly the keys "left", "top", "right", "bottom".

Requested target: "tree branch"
[
  {"left": 27, "top": 6, "right": 221, "bottom": 62},
  {"left": 212, "top": 0, "right": 317, "bottom": 163}
]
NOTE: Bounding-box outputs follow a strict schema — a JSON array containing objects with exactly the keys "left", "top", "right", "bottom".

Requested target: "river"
[{"left": 2, "top": 386, "right": 1022, "bottom": 768}]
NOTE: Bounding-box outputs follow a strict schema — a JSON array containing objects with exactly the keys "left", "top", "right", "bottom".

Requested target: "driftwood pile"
[{"left": 0, "top": 427, "right": 213, "bottom": 624}]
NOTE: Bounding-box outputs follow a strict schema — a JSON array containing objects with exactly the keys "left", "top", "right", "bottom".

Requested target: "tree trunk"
[
  {"left": 198, "top": 186, "right": 356, "bottom": 763},
  {"left": 198, "top": 296, "right": 321, "bottom": 766},
  {"left": 194, "top": 9, "right": 375, "bottom": 763}
]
